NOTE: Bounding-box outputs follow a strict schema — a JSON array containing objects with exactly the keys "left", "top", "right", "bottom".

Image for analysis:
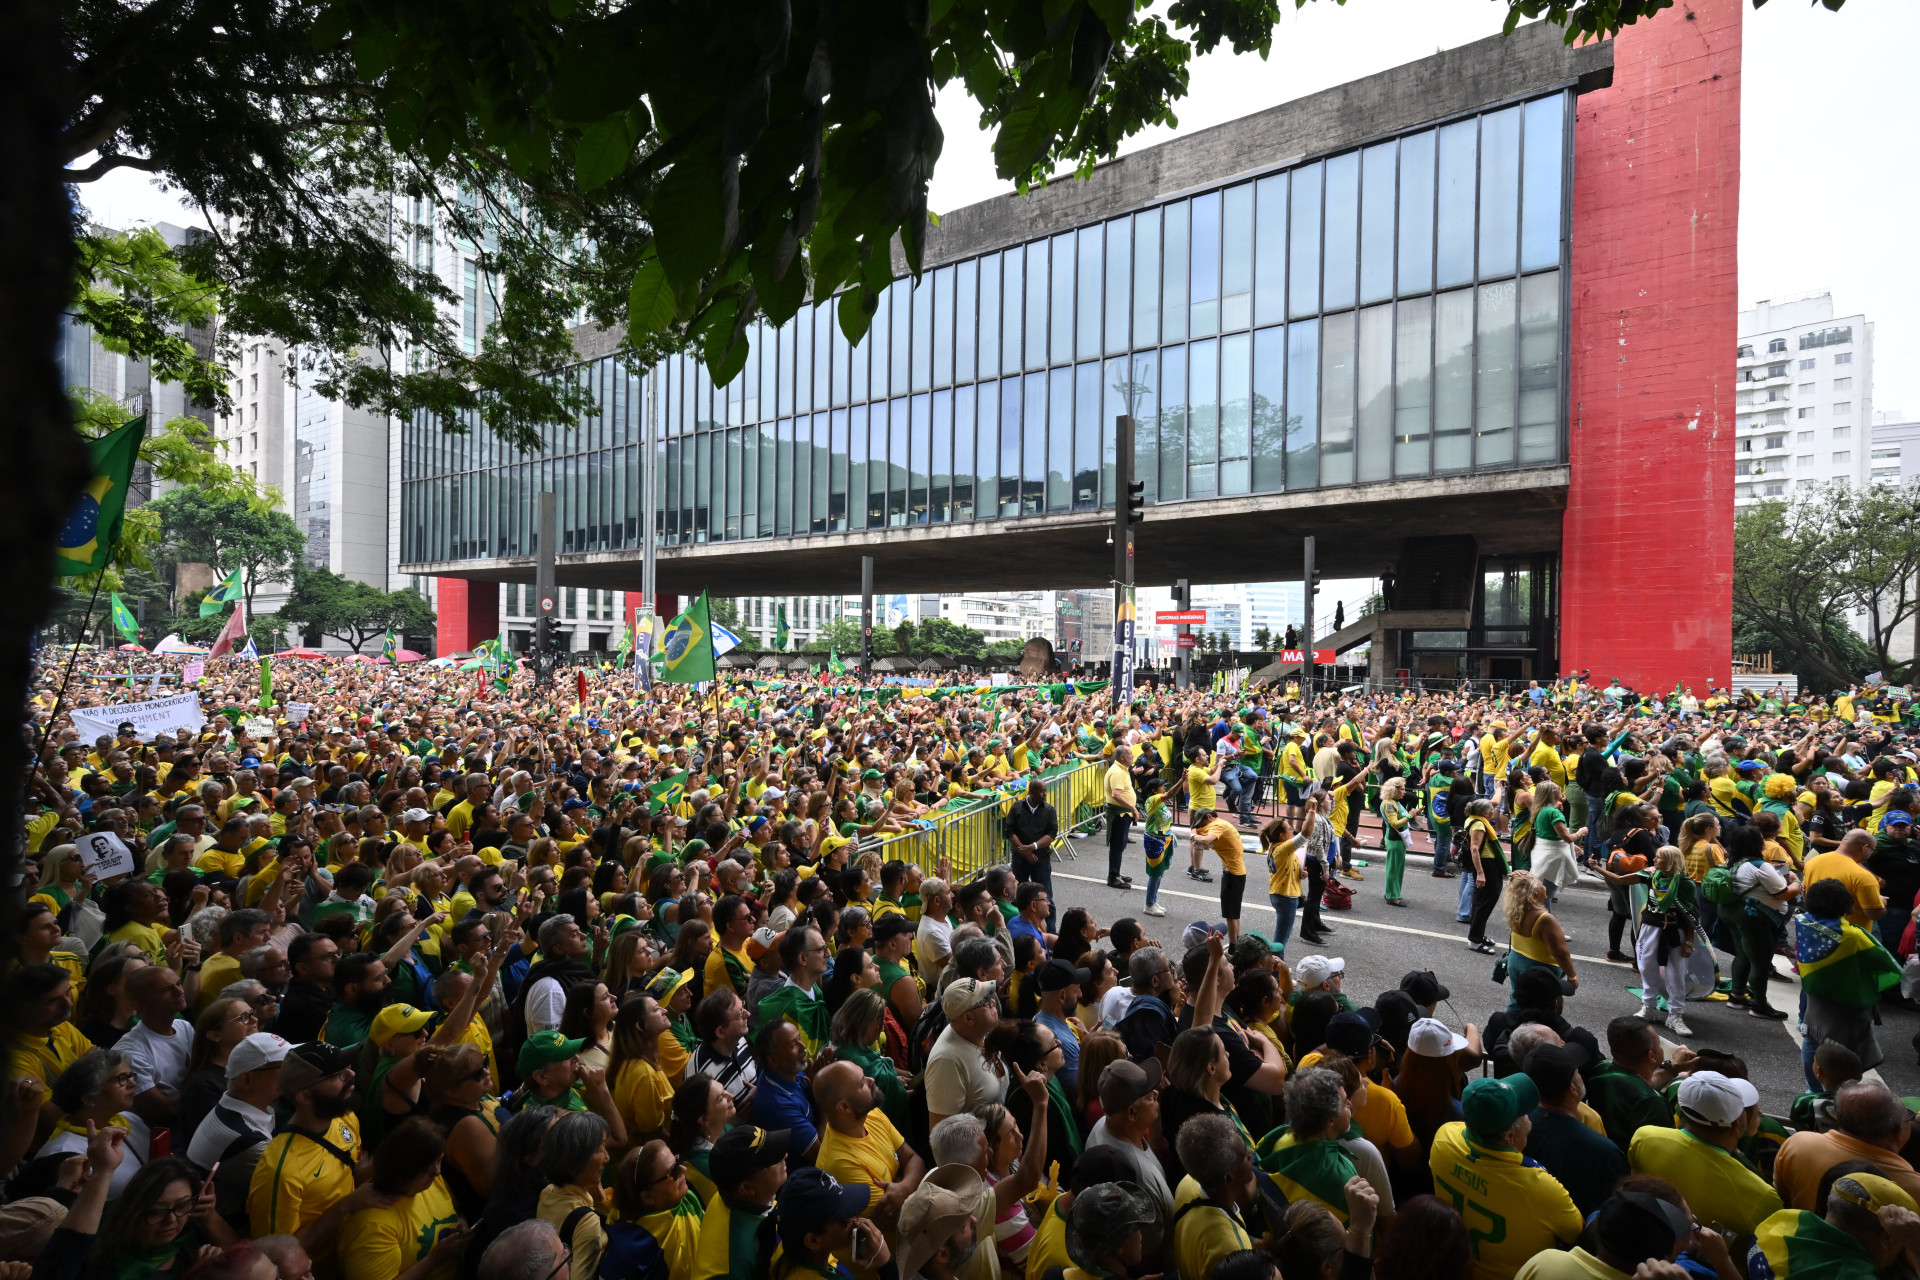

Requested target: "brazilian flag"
[
  {"left": 754, "top": 984, "right": 829, "bottom": 1055},
  {"left": 1750, "top": 1208, "right": 1881, "bottom": 1280},
  {"left": 382, "top": 629, "right": 397, "bottom": 663},
  {"left": 200, "top": 567, "right": 244, "bottom": 617},
  {"left": 109, "top": 593, "right": 140, "bottom": 642},
  {"left": 56, "top": 416, "right": 147, "bottom": 577},
  {"left": 659, "top": 591, "right": 716, "bottom": 684},
  {"left": 1253, "top": 1129, "right": 1360, "bottom": 1222},
  {"left": 646, "top": 769, "right": 689, "bottom": 814},
  {"left": 829, "top": 648, "right": 845, "bottom": 677},
  {"left": 776, "top": 604, "right": 790, "bottom": 652}
]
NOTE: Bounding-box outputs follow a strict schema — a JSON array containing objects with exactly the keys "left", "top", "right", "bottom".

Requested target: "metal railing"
[{"left": 856, "top": 759, "right": 1105, "bottom": 881}]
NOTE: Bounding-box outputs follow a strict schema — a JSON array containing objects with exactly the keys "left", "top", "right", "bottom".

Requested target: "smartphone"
[{"left": 847, "top": 1225, "right": 865, "bottom": 1266}]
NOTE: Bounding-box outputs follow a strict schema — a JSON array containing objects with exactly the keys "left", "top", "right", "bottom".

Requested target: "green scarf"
[{"left": 1046, "top": 1076, "right": 1083, "bottom": 1162}]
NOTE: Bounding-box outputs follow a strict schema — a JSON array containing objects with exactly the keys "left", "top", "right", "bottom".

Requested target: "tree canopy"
[
  {"left": 146, "top": 489, "right": 307, "bottom": 616},
  {"left": 278, "top": 567, "right": 436, "bottom": 652}
]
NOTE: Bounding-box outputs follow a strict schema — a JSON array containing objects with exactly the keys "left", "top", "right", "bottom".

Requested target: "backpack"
[
  {"left": 1592, "top": 791, "right": 1622, "bottom": 845},
  {"left": 1701, "top": 864, "right": 1741, "bottom": 905},
  {"left": 1322, "top": 879, "right": 1355, "bottom": 911}
]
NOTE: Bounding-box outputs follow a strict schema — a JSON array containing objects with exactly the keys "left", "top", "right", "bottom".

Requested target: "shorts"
[
  {"left": 1282, "top": 778, "right": 1304, "bottom": 805},
  {"left": 1220, "top": 872, "right": 1247, "bottom": 920}
]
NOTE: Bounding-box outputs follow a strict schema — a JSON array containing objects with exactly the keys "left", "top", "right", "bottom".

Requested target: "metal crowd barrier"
[{"left": 856, "top": 759, "right": 1105, "bottom": 881}]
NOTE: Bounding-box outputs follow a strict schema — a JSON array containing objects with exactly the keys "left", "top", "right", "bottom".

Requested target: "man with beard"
[
  {"left": 321, "top": 953, "right": 394, "bottom": 1050},
  {"left": 247, "top": 1042, "right": 391, "bottom": 1269},
  {"left": 275, "top": 933, "right": 340, "bottom": 1044}
]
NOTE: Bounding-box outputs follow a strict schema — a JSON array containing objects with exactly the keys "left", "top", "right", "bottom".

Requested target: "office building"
[{"left": 1734, "top": 293, "right": 1873, "bottom": 504}]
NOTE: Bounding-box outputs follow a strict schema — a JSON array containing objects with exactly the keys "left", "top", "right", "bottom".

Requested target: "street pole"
[
  {"left": 642, "top": 367, "right": 657, "bottom": 625},
  {"left": 1302, "top": 534, "right": 1316, "bottom": 706},
  {"left": 859, "top": 555, "right": 874, "bottom": 680},
  {"left": 1111, "top": 414, "right": 1140, "bottom": 714},
  {"left": 535, "top": 491, "right": 557, "bottom": 687},
  {"left": 1175, "top": 577, "right": 1190, "bottom": 690}
]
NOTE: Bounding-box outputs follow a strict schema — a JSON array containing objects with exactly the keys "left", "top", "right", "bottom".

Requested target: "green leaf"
[
  {"left": 627, "top": 257, "right": 677, "bottom": 338},
  {"left": 575, "top": 117, "right": 635, "bottom": 191}
]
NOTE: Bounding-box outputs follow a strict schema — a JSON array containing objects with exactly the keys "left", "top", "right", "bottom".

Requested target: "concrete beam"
[{"left": 405, "top": 466, "right": 1568, "bottom": 597}]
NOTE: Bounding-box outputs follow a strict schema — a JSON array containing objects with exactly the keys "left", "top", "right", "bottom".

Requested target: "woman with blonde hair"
[
  {"left": 1379, "top": 777, "right": 1411, "bottom": 909},
  {"left": 1500, "top": 870, "right": 1577, "bottom": 1009},
  {"left": 1638, "top": 844, "right": 1701, "bottom": 1038},
  {"left": 1528, "top": 781, "right": 1587, "bottom": 905}
]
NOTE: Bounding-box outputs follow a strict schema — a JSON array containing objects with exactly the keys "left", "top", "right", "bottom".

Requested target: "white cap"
[
  {"left": 1675, "top": 1070, "right": 1760, "bottom": 1126},
  {"left": 1293, "top": 954, "right": 1344, "bottom": 990},
  {"left": 403, "top": 808, "right": 431, "bottom": 824},
  {"left": 762, "top": 787, "right": 785, "bottom": 801},
  {"left": 1407, "top": 1017, "right": 1470, "bottom": 1058},
  {"left": 226, "top": 1032, "right": 293, "bottom": 1080}
]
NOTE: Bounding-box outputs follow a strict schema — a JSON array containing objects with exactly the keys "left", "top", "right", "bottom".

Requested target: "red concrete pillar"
[
  {"left": 435, "top": 578, "right": 500, "bottom": 657},
  {"left": 1563, "top": 0, "right": 1739, "bottom": 692},
  {"left": 655, "top": 594, "right": 679, "bottom": 620}
]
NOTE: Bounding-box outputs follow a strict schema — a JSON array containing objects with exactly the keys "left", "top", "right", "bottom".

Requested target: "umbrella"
[
  {"left": 277, "top": 647, "right": 330, "bottom": 659},
  {"left": 153, "top": 634, "right": 209, "bottom": 654},
  {"left": 395, "top": 648, "right": 426, "bottom": 663},
  {"left": 116, "top": 643, "right": 146, "bottom": 652},
  {"left": 343, "top": 654, "right": 376, "bottom": 663},
  {"left": 426, "top": 657, "right": 458, "bottom": 667}
]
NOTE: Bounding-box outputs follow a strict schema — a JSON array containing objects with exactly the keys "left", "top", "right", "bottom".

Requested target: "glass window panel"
[
  {"left": 931, "top": 388, "right": 951, "bottom": 521},
  {"left": 1133, "top": 209, "right": 1160, "bottom": 349},
  {"left": 776, "top": 418, "right": 794, "bottom": 535},
  {"left": 680, "top": 432, "right": 695, "bottom": 537},
  {"left": 789, "top": 414, "right": 807, "bottom": 535},
  {"left": 1025, "top": 372, "right": 1048, "bottom": 513},
  {"left": 1128, "top": 350, "right": 1158, "bottom": 505},
  {"left": 892, "top": 281, "right": 912, "bottom": 395},
  {"left": 1286, "top": 321, "right": 1319, "bottom": 489},
  {"left": 955, "top": 259, "right": 977, "bottom": 383},
  {"left": 932, "top": 266, "right": 954, "bottom": 388},
  {"left": 1002, "top": 250, "right": 1023, "bottom": 376},
  {"left": 1475, "top": 279, "right": 1516, "bottom": 465},
  {"left": 976, "top": 252, "right": 999, "bottom": 380},
  {"left": 1047, "top": 367, "right": 1072, "bottom": 511},
  {"left": 1436, "top": 119, "right": 1477, "bottom": 289},
  {"left": 1162, "top": 200, "right": 1189, "bottom": 343},
  {"left": 1521, "top": 96, "right": 1565, "bottom": 272},
  {"left": 1479, "top": 106, "right": 1521, "bottom": 279},
  {"left": 1076, "top": 227, "right": 1102, "bottom": 361},
  {"left": 1159, "top": 343, "right": 1187, "bottom": 502},
  {"left": 849, "top": 309, "right": 869, "bottom": 404},
  {"left": 1393, "top": 296, "right": 1433, "bottom": 478},
  {"left": 1074, "top": 360, "right": 1100, "bottom": 509},
  {"left": 813, "top": 302, "right": 832, "bottom": 412},
  {"left": 1189, "top": 190, "right": 1220, "bottom": 338},
  {"left": 694, "top": 431, "right": 710, "bottom": 541},
  {"left": 1050, "top": 233, "right": 1075, "bottom": 365},
  {"left": 888, "top": 397, "right": 909, "bottom": 525},
  {"left": 726, "top": 428, "right": 743, "bottom": 539},
  {"left": 1517, "top": 269, "right": 1561, "bottom": 463},
  {"left": 1222, "top": 184, "right": 1253, "bottom": 331},
  {"left": 1219, "top": 331, "right": 1250, "bottom": 496},
  {"left": 1188, "top": 337, "right": 1218, "bottom": 499},
  {"left": 1252, "top": 326, "right": 1285, "bottom": 492},
  {"left": 1319, "top": 312, "right": 1356, "bottom": 486},
  {"left": 953, "top": 383, "right": 976, "bottom": 520},
  {"left": 1289, "top": 162, "right": 1322, "bottom": 319},
  {"left": 870, "top": 402, "right": 890, "bottom": 527},
  {"left": 913, "top": 276, "right": 934, "bottom": 392},
  {"left": 1323, "top": 153, "right": 1359, "bottom": 313},
  {"left": 758, "top": 422, "right": 776, "bottom": 536},
  {"left": 775, "top": 320, "right": 795, "bottom": 418},
  {"left": 1356, "top": 303, "right": 1393, "bottom": 483},
  {"left": 1434, "top": 287, "right": 1474, "bottom": 470},
  {"left": 909, "top": 393, "right": 930, "bottom": 523},
  {"left": 1359, "top": 142, "right": 1397, "bottom": 305},
  {"left": 845, "top": 405, "right": 864, "bottom": 529},
  {"left": 999, "top": 377, "right": 1022, "bottom": 517},
  {"left": 1398, "top": 130, "right": 1436, "bottom": 296},
  {"left": 812, "top": 413, "right": 831, "bottom": 533},
  {"left": 1026, "top": 242, "right": 1050, "bottom": 371},
  {"left": 754, "top": 329, "right": 774, "bottom": 424},
  {"left": 1104, "top": 218, "right": 1131, "bottom": 356},
  {"left": 869, "top": 288, "right": 890, "bottom": 400},
  {"left": 793, "top": 309, "right": 813, "bottom": 417},
  {"left": 829, "top": 307, "right": 850, "bottom": 407},
  {"left": 739, "top": 428, "right": 755, "bottom": 536},
  {"left": 1254, "top": 174, "right": 1288, "bottom": 328},
  {"left": 975, "top": 379, "right": 998, "bottom": 521}
]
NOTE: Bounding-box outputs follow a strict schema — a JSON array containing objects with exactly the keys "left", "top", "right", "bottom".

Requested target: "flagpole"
[{"left": 36, "top": 571, "right": 110, "bottom": 757}]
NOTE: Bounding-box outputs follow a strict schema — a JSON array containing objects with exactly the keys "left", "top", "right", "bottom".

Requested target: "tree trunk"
[{"left": 1, "top": 0, "right": 94, "bottom": 1118}]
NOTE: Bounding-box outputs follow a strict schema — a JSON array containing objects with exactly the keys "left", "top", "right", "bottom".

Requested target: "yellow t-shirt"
[
  {"left": 1804, "top": 851, "right": 1886, "bottom": 927},
  {"left": 1480, "top": 733, "right": 1512, "bottom": 780},
  {"left": 1196, "top": 819, "right": 1245, "bottom": 876},
  {"left": 1266, "top": 838, "right": 1301, "bottom": 898},
  {"left": 1529, "top": 742, "right": 1568, "bottom": 789},
  {"left": 1172, "top": 1175, "right": 1253, "bottom": 1280},
  {"left": 613, "top": 1057, "right": 674, "bottom": 1138},
  {"left": 631, "top": 1195, "right": 706, "bottom": 1280},
  {"left": 446, "top": 800, "right": 477, "bottom": 842},
  {"left": 339, "top": 1176, "right": 462, "bottom": 1280},
  {"left": 1027, "top": 1198, "right": 1072, "bottom": 1280},
  {"left": 249, "top": 1117, "right": 363, "bottom": 1261},
  {"left": 196, "top": 952, "right": 244, "bottom": 1015},
  {"left": 1429, "top": 1121, "right": 1583, "bottom": 1280},
  {"left": 1627, "top": 1126, "right": 1781, "bottom": 1239},
  {"left": 1187, "top": 764, "right": 1219, "bottom": 810},
  {"left": 105, "top": 920, "right": 168, "bottom": 966},
  {"left": 704, "top": 944, "right": 750, "bottom": 999},
  {"left": 1104, "top": 762, "right": 1136, "bottom": 810},
  {"left": 817, "top": 1111, "right": 904, "bottom": 1214},
  {"left": 10, "top": 1023, "right": 94, "bottom": 1106}
]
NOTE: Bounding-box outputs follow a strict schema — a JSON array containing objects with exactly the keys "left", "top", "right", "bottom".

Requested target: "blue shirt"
[
  {"left": 752, "top": 1069, "right": 818, "bottom": 1163},
  {"left": 1035, "top": 1010, "right": 1080, "bottom": 1094},
  {"left": 1008, "top": 916, "right": 1048, "bottom": 956}
]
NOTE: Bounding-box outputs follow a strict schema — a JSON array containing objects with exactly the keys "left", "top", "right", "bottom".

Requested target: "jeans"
[
  {"left": 1223, "top": 765, "right": 1257, "bottom": 816},
  {"left": 1431, "top": 825, "right": 1453, "bottom": 874},
  {"left": 1457, "top": 865, "right": 1476, "bottom": 922},
  {"left": 1011, "top": 847, "right": 1058, "bottom": 931},
  {"left": 1271, "top": 894, "right": 1300, "bottom": 955},
  {"left": 1106, "top": 807, "right": 1133, "bottom": 882},
  {"left": 1144, "top": 872, "right": 1164, "bottom": 911}
]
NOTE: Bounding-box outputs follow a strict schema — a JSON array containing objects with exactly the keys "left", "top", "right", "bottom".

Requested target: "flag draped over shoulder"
[
  {"left": 658, "top": 591, "right": 717, "bottom": 684},
  {"left": 1254, "top": 1130, "right": 1359, "bottom": 1222},
  {"left": 1750, "top": 1208, "right": 1881, "bottom": 1280},
  {"left": 109, "top": 593, "right": 139, "bottom": 642},
  {"left": 200, "top": 567, "right": 244, "bottom": 617},
  {"left": 56, "top": 416, "right": 147, "bottom": 578},
  {"left": 753, "top": 984, "right": 829, "bottom": 1055},
  {"left": 1795, "top": 915, "right": 1901, "bottom": 1006}
]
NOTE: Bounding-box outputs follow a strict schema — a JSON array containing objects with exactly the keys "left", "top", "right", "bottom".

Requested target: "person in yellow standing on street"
[
  {"left": 1190, "top": 809, "right": 1249, "bottom": 944},
  {"left": 1185, "top": 746, "right": 1227, "bottom": 884}
]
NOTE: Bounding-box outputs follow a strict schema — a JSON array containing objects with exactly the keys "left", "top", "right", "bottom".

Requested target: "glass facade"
[{"left": 403, "top": 93, "right": 1571, "bottom": 566}]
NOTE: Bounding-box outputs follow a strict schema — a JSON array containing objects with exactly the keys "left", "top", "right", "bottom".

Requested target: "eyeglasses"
[
  {"left": 141, "top": 1196, "right": 195, "bottom": 1224},
  {"left": 642, "top": 1159, "right": 685, "bottom": 1189},
  {"left": 107, "top": 1071, "right": 137, "bottom": 1088}
]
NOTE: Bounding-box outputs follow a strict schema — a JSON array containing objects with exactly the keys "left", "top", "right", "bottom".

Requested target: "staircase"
[{"left": 1393, "top": 534, "right": 1479, "bottom": 612}]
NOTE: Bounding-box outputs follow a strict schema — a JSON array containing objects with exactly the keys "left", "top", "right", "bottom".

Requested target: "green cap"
[
  {"left": 517, "top": 1029, "right": 586, "bottom": 1075},
  {"left": 861, "top": 768, "right": 883, "bottom": 781},
  {"left": 1461, "top": 1074, "right": 1539, "bottom": 1142}
]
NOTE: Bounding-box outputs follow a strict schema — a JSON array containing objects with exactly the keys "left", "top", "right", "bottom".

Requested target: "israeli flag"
[
  {"left": 711, "top": 622, "right": 743, "bottom": 659},
  {"left": 238, "top": 636, "right": 259, "bottom": 661}
]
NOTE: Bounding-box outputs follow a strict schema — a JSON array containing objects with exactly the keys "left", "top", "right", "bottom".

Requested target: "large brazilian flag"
[
  {"left": 56, "top": 416, "right": 147, "bottom": 577},
  {"left": 658, "top": 590, "right": 717, "bottom": 684}
]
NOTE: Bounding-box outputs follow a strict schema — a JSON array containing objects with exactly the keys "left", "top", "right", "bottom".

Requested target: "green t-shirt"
[{"left": 1533, "top": 805, "right": 1568, "bottom": 841}]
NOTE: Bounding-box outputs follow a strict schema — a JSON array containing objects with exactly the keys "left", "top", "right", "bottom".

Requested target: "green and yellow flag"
[
  {"left": 200, "top": 567, "right": 244, "bottom": 616},
  {"left": 109, "top": 592, "right": 140, "bottom": 642},
  {"left": 775, "top": 604, "right": 790, "bottom": 652},
  {"left": 658, "top": 591, "right": 717, "bottom": 684},
  {"left": 56, "top": 416, "right": 147, "bottom": 578},
  {"left": 646, "top": 769, "right": 689, "bottom": 814},
  {"left": 382, "top": 629, "right": 397, "bottom": 663},
  {"left": 829, "top": 648, "right": 845, "bottom": 678}
]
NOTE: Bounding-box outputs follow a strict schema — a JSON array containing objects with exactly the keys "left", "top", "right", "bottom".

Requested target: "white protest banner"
[
  {"left": 243, "top": 717, "right": 276, "bottom": 740},
  {"left": 284, "top": 702, "right": 312, "bottom": 724},
  {"left": 74, "top": 831, "right": 137, "bottom": 880},
  {"left": 69, "top": 691, "right": 206, "bottom": 743}
]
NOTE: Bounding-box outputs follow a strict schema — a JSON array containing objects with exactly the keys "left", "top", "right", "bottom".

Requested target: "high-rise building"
[{"left": 1735, "top": 294, "right": 1873, "bottom": 504}]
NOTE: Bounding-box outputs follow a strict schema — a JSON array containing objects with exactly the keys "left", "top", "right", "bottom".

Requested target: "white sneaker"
[
  {"left": 1144, "top": 903, "right": 1167, "bottom": 917},
  {"left": 1666, "top": 1013, "right": 1694, "bottom": 1038},
  {"left": 1638, "top": 1003, "right": 1661, "bottom": 1023}
]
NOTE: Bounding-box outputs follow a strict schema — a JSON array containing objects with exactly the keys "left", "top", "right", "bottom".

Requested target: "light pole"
[{"left": 1108, "top": 358, "right": 1149, "bottom": 713}]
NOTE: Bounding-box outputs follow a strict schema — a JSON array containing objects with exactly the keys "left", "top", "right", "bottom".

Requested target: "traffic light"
[
  {"left": 1124, "top": 479, "right": 1145, "bottom": 527},
  {"left": 1310, "top": 568, "right": 1322, "bottom": 597}
]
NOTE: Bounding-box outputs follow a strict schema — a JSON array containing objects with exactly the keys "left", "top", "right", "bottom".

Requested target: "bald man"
[
  {"left": 814, "top": 1059, "right": 924, "bottom": 1233},
  {"left": 1775, "top": 1081, "right": 1920, "bottom": 1209}
]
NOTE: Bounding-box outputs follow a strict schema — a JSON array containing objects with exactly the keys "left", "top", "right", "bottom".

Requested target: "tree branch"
[
  {"left": 58, "top": 103, "right": 132, "bottom": 166},
  {"left": 63, "top": 152, "right": 161, "bottom": 183}
]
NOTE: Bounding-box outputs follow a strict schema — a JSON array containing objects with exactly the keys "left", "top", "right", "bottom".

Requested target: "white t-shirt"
[
  {"left": 119, "top": 1018, "right": 195, "bottom": 1093},
  {"left": 923, "top": 1025, "right": 1007, "bottom": 1118},
  {"left": 1733, "top": 859, "right": 1791, "bottom": 912},
  {"left": 914, "top": 916, "right": 953, "bottom": 986},
  {"left": 42, "top": 1113, "right": 150, "bottom": 1198},
  {"left": 1100, "top": 985, "right": 1136, "bottom": 1028}
]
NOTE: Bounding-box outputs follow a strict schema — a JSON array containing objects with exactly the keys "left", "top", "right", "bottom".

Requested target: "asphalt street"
[{"left": 1042, "top": 825, "right": 1920, "bottom": 1116}]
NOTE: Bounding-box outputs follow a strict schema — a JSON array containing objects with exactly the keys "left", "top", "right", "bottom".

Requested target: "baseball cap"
[
  {"left": 1406, "top": 1017, "right": 1469, "bottom": 1058},
  {"left": 226, "top": 1032, "right": 292, "bottom": 1081},
  {"left": 1180, "top": 921, "right": 1219, "bottom": 952},
  {"left": 776, "top": 1167, "right": 872, "bottom": 1233},
  {"left": 1830, "top": 1171, "right": 1920, "bottom": 1216},
  {"left": 942, "top": 978, "right": 998, "bottom": 1020},
  {"left": 898, "top": 1165, "right": 986, "bottom": 1279},
  {"left": 278, "top": 1042, "right": 355, "bottom": 1099},
  {"left": 1521, "top": 1042, "right": 1589, "bottom": 1100},
  {"left": 1097, "top": 1058, "right": 1163, "bottom": 1115},
  {"left": 1399, "top": 969, "right": 1450, "bottom": 1007},
  {"left": 517, "top": 1029, "right": 587, "bottom": 1075},
  {"left": 1323, "top": 1009, "right": 1383, "bottom": 1057},
  {"left": 1293, "top": 954, "right": 1344, "bottom": 990},
  {"left": 369, "top": 1004, "right": 434, "bottom": 1046},
  {"left": 1066, "top": 1183, "right": 1160, "bottom": 1270},
  {"left": 1887, "top": 811, "right": 1914, "bottom": 827},
  {"left": 1675, "top": 1070, "right": 1760, "bottom": 1127},
  {"left": 747, "top": 926, "right": 782, "bottom": 960},
  {"left": 873, "top": 913, "right": 917, "bottom": 943},
  {"left": 1595, "top": 1191, "right": 1692, "bottom": 1265},
  {"left": 709, "top": 1125, "right": 793, "bottom": 1195},
  {"left": 403, "top": 808, "right": 431, "bottom": 823},
  {"left": 1036, "top": 959, "right": 1092, "bottom": 993},
  {"left": 646, "top": 967, "right": 697, "bottom": 1003},
  {"left": 861, "top": 768, "right": 883, "bottom": 781},
  {"left": 1461, "top": 1074, "right": 1539, "bottom": 1140}
]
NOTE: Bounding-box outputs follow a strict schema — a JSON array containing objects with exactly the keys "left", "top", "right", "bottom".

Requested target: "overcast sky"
[{"left": 85, "top": 1, "right": 1914, "bottom": 414}]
